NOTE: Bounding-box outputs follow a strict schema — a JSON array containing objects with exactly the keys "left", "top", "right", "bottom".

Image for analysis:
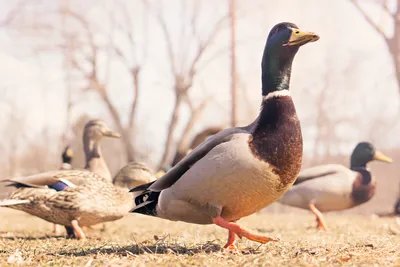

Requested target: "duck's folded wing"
[
  {"left": 149, "top": 127, "right": 249, "bottom": 192},
  {"left": 1, "top": 170, "right": 94, "bottom": 189},
  {"left": 294, "top": 164, "right": 348, "bottom": 185}
]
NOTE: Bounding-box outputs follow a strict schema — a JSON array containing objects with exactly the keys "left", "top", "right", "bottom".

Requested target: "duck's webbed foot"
[
  {"left": 223, "top": 230, "right": 238, "bottom": 250},
  {"left": 213, "top": 216, "right": 279, "bottom": 246}
]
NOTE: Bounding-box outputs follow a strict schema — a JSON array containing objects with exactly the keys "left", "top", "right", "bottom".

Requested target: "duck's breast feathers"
[
  {"left": 351, "top": 169, "right": 376, "bottom": 205},
  {"left": 148, "top": 127, "right": 251, "bottom": 192},
  {"left": 249, "top": 96, "right": 302, "bottom": 187}
]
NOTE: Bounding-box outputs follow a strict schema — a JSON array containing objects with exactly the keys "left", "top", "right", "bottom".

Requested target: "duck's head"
[
  {"left": 350, "top": 142, "right": 392, "bottom": 168},
  {"left": 113, "top": 162, "right": 155, "bottom": 188},
  {"left": 84, "top": 119, "right": 121, "bottom": 142},
  {"left": 262, "top": 22, "right": 319, "bottom": 96},
  {"left": 62, "top": 145, "right": 73, "bottom": 164}
]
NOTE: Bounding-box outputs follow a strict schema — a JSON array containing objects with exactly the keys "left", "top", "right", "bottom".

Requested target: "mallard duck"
[
  {"left": 278, "top": 142, "right": 392, "bottom": 230},
  {"left": 0, "top": 170, "right": 133, "bottom": 239},
  {"left": 60, "top": 145, "right": 73, "bottom": 170},
  {"left": 83, "top": 120, "right": 121, "bottom": 181},
  {"left": 130, "top": 22, "right": 319, "bottom": 250},
  {"left": 0, "top": 121, "right": 127, "bottom": 239},
  {"left": 113, "top": 162, "right": 156, "bottom": 189}
]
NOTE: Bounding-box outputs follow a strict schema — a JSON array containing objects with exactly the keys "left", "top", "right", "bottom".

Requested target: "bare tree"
[
  {"left": 60, "top": 2, "right": 149, "bottom": 162},
  {"left": 3, "top": 0, "right": 149, "bottom": 163},
  {"left": 171, "top": 126, "right": 224, "bottom": 166},
  {"left": 144, "top": 0, "right": 228, "bottom": 169},
  {"left": 229, "top": 0, "right": 239, "bottom": 127},
  {"left": 350, "top": 0, "right": 400, "bottom": 93}
]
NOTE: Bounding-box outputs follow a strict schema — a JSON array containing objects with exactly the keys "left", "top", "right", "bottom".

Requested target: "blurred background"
[{"left": 0, "top": 0, "right": 398, "bottom": 213}]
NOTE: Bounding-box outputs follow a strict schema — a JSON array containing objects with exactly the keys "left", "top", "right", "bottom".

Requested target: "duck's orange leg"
[
  {"left": 224, "top": 230, "right": 237, "bottom": 250},
  {"left": 213, "top": 216, "right": 279, "bottom": 245},
  {"left": 53, "top": 224, "right": 59, "bottom": 234},
  {"left": 71, "top": 220, "right": 86, "bottom": 240},
  {"left": 308, "top": 203, "right": 328, "bottom": 231}
]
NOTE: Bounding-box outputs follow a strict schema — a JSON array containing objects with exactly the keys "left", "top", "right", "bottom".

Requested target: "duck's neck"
[
  {"left": 261, "top": 45, "right": 297, "bottom": 96},
  {"left": 350, "top": 159, "right": 368, "bottom": 169},
  {"left": 350, "top": 165, "right": 371, "bottom": 185},
  {"left": 83, "top": 134, "right": 112, "bottom": 181},
  {"left": 255, "top": 42, "right": 298, "bottom": 135},
  {"left": 63, "top": 157, "right": 72, "bottom": 165}
]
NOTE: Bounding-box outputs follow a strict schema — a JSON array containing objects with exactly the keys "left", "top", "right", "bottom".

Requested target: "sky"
[{"left": 0, "top": 0, "right": 398, "bottom": 163}]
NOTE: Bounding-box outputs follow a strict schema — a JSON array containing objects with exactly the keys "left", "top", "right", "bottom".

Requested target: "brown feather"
[
  {"left": 351, "top": 171, "right": 376, "bottom": 206},
  {"left": 248, "top": 96, "right": 302, "bottom": 187}
]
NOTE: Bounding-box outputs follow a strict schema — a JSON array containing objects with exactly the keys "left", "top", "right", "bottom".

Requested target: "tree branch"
[{"left": 350, "top": 0, "right": 389, "bottom": 40}]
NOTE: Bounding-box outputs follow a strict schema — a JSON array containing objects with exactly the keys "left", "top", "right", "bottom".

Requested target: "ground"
[{"left": 1, "top": 209, "right": 399, "bottom": 266}]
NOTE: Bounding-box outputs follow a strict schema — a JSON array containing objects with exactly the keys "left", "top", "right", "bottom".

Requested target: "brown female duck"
[
  {"left": 113, "top": 162, "right": 156, "bottom": 189},
  {"left": 0, "top": 121, "right": 127, "bottom": 239},
  {"left": 83, "top": 120, "right": 121, "bottom": 181}
]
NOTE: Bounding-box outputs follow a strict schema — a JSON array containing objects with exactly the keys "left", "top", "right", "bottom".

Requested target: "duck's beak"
[
  {"left": 284, "top": 28, "right": 319, "bottom": 46},
  {"left": 103, "top": 130, "right": 121, "bottom": 138},
  {"left": 373, "top": 151, "right": 392, "bottom": 163},
  {"left": 155, "top": 170, "right": 165, "bottom": 179},
  {"left": 65, "top": 148, "right": 73, "bottom": 157}
]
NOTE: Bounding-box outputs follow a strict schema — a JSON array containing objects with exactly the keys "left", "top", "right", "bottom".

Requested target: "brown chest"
[
  {"left": 351, "top": 171, "right": 376, "bottom": 206},
  {"left": 248, "top": 97, "right": 303, "bottom": 188}
]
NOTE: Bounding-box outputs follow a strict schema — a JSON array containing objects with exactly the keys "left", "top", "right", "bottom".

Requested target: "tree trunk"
[
  {"left": 122, "top": 133, "right": 136, "bottom": 162},
  {"left": 95, "top": 81, "right": 136, "bottom": 162},
  {"left": 158, "top": 94, "right": 183, "bottom": 169}
]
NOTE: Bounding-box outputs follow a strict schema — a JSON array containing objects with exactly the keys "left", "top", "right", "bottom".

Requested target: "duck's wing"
[
  {"left": 294, "top": 164, "right": 348, "bottom": 185},
  {"left": 2, "top": 170, "right": 98, "bottom": 190},
  {"left": 279, "top": 165, "right": 357, "bottom": 211},
  {"left": 147, "top": 127, "right": 251, "bottom": 192}
]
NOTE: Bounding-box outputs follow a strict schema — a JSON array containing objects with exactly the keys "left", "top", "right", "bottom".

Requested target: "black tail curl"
[{"left": 130, "top": 181, "right": 160, "bottom": 216}]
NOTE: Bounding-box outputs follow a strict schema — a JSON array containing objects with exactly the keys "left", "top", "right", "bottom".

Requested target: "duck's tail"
[
  {"left": 129, "top": 181, "right": 160, "bottom": 216},
  {"left": 0, "top": 199, "right": 30, "bottom": 206}
]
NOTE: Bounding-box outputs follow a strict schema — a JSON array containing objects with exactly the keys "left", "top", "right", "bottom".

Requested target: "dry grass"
[{"left": 1, "top": 209, "right": 400, "bottom": 266}]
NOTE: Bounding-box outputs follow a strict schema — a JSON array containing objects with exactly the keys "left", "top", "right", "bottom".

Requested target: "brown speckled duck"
[
  {"left": 130, "top": 22, "right": 319, "bottom": 250},
  {"left": 0, "top": 121, "right": 130, "bottom": 239},
  {"left": 83, "top": 120, "right": 121, "bottom": 181},
  {"left": 279, "top": 142, "right": 392, "bottom": 230},
  {"left": 0, "top": 170, "right": 133, "bottom": 239},
  {"left": 113, "top": 162, "right": 156, "bottom": 189}
]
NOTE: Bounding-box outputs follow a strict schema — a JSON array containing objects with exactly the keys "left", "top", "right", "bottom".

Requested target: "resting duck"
[
  {"left": 0, "top": 121, "right": 129, "bottom": 239},
  {"left": 113, "top": 162, "right": 156, "bottom": 189},
  {"left": 130, "top": 22, "right": 319, "bottom": 250},
  {"left": 278, "top": 142, "right": 392, "bottom": 230}
]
